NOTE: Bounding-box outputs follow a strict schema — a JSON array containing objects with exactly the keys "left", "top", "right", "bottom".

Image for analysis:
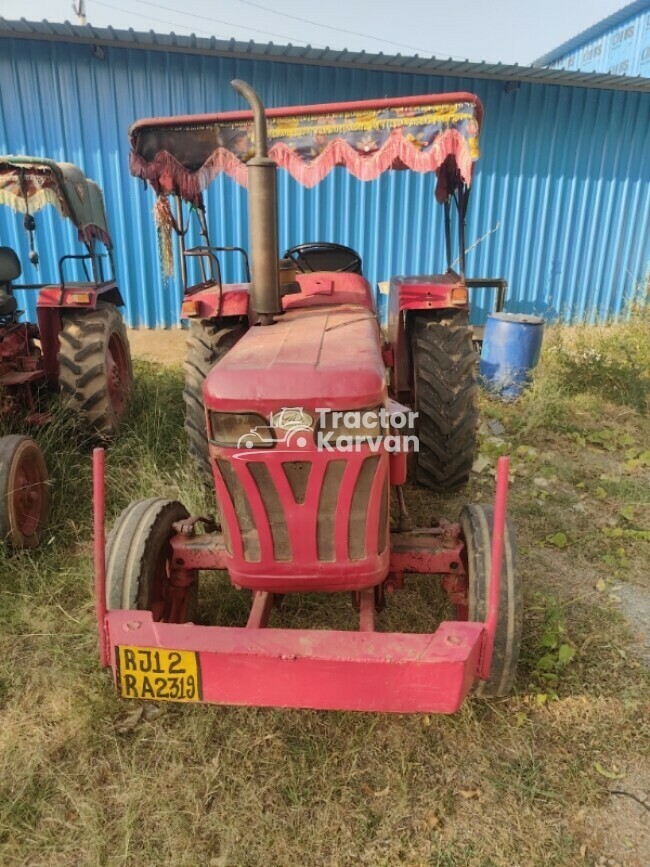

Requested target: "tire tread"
[
  {"left": 183, "top": 320, "right": 246, "bottom": 480},
  {"left": 412, "top": 311, "right": 478, "bottom": 490},
  {"left": 58, "top": 301, "right": 132, "bottom": 437}
]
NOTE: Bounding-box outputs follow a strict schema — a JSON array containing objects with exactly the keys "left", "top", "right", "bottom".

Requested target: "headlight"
[
  {"left": 317, "top": 406, "right": 387, "bottom": 442},
  {"left": 209, "top": 412, "right": 275, "bottom": 448}
]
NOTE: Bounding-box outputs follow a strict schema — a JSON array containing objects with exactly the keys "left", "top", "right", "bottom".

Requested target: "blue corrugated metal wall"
[
  {"left": 548, "top": 5, "right": 650, "bottom": 76},
  {"left": 1, "top": 37, "right": 649, "bottom": 327}
]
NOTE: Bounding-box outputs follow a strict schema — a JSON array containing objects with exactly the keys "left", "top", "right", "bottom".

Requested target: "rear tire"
[
  {"left": 183, "top": 320, "right": 246, "bottom": 480},
  {"left": 412, "top": 311, "right": 478, "bottom": 490},
  {"left": 106, "top": 498, "right": 198, "bottom": 622},
  {"left": 58, "top": 301, "right": 132, "bottom": 437},
  {"left": 0, "top": 435, "right": 49, "bottom": 549},
  {"left": 460, "top": 503, "right": 522, "bottom": 697}
]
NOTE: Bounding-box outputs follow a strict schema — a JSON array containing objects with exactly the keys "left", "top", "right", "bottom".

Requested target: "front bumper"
[{"left": 106, "top": 609, "right": 484, "bottom": 714}]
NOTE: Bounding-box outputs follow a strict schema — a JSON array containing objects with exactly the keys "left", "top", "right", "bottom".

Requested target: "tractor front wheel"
[
  {"left": 183, "top": 319, "right": 246, "bottom": 480},
  {"left": 58, "top": 301, "right": 133, "bottom": 438},
  {"left": 412, "top": 311, "right": 478, "bottom": 490},
  {"left": 0, "top": 435, "right": 50, "bottom": 548},
  {"left": 459, "top": 503, "right": 522, "bottom": 697},
  {"left": 106, "top": 498, "right": 198, "bottom": 622}
]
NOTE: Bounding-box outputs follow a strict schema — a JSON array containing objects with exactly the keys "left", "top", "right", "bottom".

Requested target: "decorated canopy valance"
[
  {"left": 0, "top": 157, "right": 112, "bottom": 247},
  {"left": 129, "top": 92, "right": 482, "bottom": 205}
]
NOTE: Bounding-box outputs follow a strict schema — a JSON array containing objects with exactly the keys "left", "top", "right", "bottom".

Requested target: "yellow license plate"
[{"left": 116, "top": 646, "right": 202, "bottom": 702}]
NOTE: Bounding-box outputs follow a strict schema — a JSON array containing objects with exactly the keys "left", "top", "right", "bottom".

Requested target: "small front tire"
[
  {"left": 460, "top": 503, "right": 522, "bottom": 697},
  {"left": 106, "top": 498, "right": 198, "bottom": 622}
]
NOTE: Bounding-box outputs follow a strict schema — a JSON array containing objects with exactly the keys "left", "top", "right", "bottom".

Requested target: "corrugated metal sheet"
[
  {"left": 539, "top": 3, "right": 650, "bottom": 78},
  {"left": 3, "top": 16, "right": 650, "bottom": 92},
  {"left": 534, "top": 0, "right": 650, "bottom": 68},
  {"left": 1, "top": 26, "right": 649, "bottom": 327}
]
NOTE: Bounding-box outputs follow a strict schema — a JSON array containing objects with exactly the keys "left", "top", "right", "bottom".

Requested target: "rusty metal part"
[
  {"left": 389, "top": 529, "right": 465, "bottom": 575},
  {"left": 246, "top": 591, "right": 274, "bottom": 629},
  {"left": 442, "top": 573, "right": 469, "bottom": 614},
  {"left": 358, "top": 587, "right": 375, "bottom": 632},
  {"left": 395, "top": 484, "right": 413, "bottom": 532},
  {"left": 231, "top": 80, "right": 268, "bottom": 157},
  {"left": 169, "top": 532, "right": 229, "bottom": 570},
  {"left": 231, "top": 79, "right": 280, "bottom": 324},
  {"left": 172, "top": 514, "right": 219, "bottom": 536}
]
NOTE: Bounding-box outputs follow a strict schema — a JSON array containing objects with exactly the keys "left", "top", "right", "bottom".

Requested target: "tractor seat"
[
  {"left": 0, "top": 247, "right": 21, "bottom": 284},
  {"left": 0, "top": 247, "right": 21, "bottom": 317}
]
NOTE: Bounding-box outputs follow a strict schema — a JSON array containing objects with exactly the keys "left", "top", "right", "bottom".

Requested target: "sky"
[{"left": 0, "top": 0, "right": 633, "bottom": 64}]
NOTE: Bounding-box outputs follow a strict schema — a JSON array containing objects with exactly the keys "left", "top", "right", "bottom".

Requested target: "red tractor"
[
  {"left": 94, "top": 82, "right": 522, "bottom": 714},
  {"left": 129, "top": 86, "right": 508, "bottom": 492},
  {"left": 0, "top": 157, "right": 132, "bottom": 547}
]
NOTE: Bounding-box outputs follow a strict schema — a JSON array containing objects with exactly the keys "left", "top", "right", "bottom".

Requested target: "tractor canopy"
[
  {"left": 0, "top": 156, "right": 112, "bottom": 248},
  {"left": 129, "top": 92, "right": 482, "bottom": 205}
]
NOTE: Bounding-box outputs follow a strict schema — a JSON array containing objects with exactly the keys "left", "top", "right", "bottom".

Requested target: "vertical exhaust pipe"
[{"left": 231, "top": 79, "right": 281, "bottom": 325}]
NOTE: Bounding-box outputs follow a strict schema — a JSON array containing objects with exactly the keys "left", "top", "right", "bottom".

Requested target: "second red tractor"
[{"left": 0, "top": 157, "right": 132, "bottom": 546}]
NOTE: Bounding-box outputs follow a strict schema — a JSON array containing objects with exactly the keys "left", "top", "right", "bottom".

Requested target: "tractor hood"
[
  {"left": 203, "top": 306, "right": 387, "bottom": 415},
  {"left": 0, "top": 156, "right": 112, "bottom": 248}
]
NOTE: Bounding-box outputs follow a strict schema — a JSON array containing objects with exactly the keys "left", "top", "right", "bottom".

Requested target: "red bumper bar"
[{"left": 107, "top": 610, "right": 484, "bottom": 713}]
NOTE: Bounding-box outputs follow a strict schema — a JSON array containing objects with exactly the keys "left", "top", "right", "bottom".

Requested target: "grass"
[{"left": 0, "top": 310, "right": 649, "bottom": 866}]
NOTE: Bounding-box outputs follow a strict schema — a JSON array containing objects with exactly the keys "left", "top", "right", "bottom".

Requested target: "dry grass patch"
[{"left": 0, "top": 310, "right": 649, "bottom": 866}]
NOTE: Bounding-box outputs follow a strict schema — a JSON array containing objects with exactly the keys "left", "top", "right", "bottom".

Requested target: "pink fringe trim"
[{"left": 129, "top": 129, "right": 474, "bottom": 203}]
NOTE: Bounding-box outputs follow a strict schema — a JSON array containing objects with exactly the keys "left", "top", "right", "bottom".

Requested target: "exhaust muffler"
[{"left": 231, "top": 79, "right": 281, "bottom": 325}]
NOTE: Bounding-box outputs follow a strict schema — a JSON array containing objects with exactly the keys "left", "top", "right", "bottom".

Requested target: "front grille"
[{"left": 214, "top": 453, "right": 388, "bottom": 566}]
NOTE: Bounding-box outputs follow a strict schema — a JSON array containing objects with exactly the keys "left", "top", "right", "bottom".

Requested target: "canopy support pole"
[
  {"left": 444, "top": 199, "right": 452, "bottom": 272},
  {"left": 457, "top": 184, "right": 470, "bottom": 278},
  {"left": 175, "top": 195, "right": 188, "bottom": 290}
]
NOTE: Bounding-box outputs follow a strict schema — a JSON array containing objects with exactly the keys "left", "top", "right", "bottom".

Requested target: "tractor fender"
[
  {"left": 35, "top": 283, "right": 125, "bottom": 384},
  {"left": 181, "top": 283, "right": 250, "bottom": 321},
  {"left": 97, "top": 284, "right": 124, "bottom": 307},
  {"left": 36, "top": 282, "right": 124, "bottom": 310},
  {"left": 386, "top": 274, "right": 469, "bottom": 398}
]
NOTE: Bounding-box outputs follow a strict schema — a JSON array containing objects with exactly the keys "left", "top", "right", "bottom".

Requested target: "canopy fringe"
[
  {"left": 130, "top": 128, "right": 475, "bottom": 205},
  {"left": 153, "top": 195, "right": 175, "bottom": 278}
]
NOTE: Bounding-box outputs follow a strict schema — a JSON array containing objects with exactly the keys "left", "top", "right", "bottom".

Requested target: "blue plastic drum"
[{"left": 479, "top": 313, "right": 545, "bottom": 399}]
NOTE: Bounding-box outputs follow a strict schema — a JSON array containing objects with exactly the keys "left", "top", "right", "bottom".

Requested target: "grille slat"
[
  {"left": 378, "top": 474, "right": 389, "bottom": 554},
  {"left": 215, "top": 452, "right": 390, "bottom": 569},
  {"left": 316, "top": 460, "right": 346, "bottom": 562},
  {"left": 248, "top": 463, "right": 291, "bottom": 561},
  {"left": 216, "top": 459, "right": 261, "bottom": 562},
  {"left": 348, "top": 456, "right": 380, "bottom": 560}
]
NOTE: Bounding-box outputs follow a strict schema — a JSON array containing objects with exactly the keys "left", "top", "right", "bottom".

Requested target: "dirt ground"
[
  {"left": 585, "top": 760, "right": 649, "bottom": 867},
  {"left": 127, "top": 327, "right": 186, "bottom": 365}
]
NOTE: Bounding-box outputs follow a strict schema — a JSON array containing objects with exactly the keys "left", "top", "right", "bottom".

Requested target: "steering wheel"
[{"left": 283, "top": 242, "right": 362, "bottom": 274}]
